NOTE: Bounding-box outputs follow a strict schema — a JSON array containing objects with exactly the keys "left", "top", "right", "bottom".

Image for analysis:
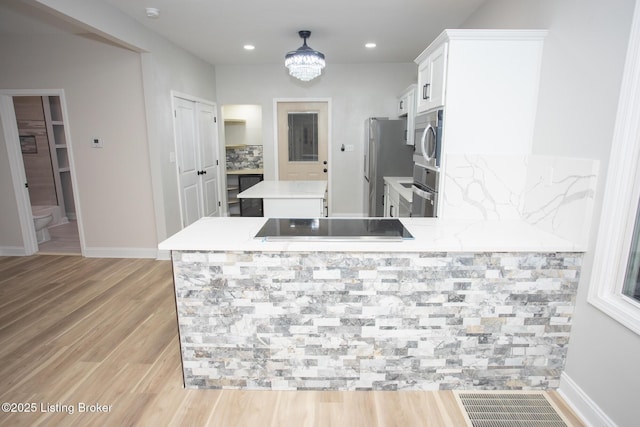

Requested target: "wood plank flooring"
[{"left": 0, "top": 255, "right": 585, "bottom": 426}]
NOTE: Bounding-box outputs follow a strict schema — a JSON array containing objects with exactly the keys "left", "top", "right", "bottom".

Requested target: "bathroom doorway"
[{"left": 0, "top": 90, "right": 83, "bottom": 256}]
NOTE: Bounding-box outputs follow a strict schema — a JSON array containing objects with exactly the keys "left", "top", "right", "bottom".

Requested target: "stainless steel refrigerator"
[{"left": 363, "top": 118, "right": 415, "bottom": 217}]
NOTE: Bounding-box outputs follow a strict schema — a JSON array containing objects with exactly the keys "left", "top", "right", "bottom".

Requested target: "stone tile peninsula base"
[{"left": 171, "top": 250, "right": 581, "bottom": 391}]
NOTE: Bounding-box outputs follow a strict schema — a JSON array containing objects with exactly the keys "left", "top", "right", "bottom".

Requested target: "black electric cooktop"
[{"left": 255, "top": 218, "right": 413, "bottom": 241}]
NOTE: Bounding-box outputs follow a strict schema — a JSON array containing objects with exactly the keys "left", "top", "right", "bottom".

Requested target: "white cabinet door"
[
  {"left": 388, "top": 186, "right": 400, "bottom": 218},
  {"left": 417, "top": 43, "right": 447, "bottom": 113},
  {"left": 397, "top": 92, "right": 409, "bottom": 116},
  {"left": 383, "top": 183, "right": 390, "bottom": 217},
  {"left": 400, "top": 85, "right": 417, "bottom": 145}
]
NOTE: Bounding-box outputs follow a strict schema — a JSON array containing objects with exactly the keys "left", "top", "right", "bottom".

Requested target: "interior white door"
[
  {"left": 174, "top": 96, "right": 221, "bottom": 228},
  {"left": 197, "top": 102, "right": 220, "bottom": 217},
  {"left": 174, "top": 98, "right": 201, "bottom": 227}
]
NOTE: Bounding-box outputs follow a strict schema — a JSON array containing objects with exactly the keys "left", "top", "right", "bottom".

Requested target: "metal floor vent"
[{"left": 455, "top": 392, "right": 570, "bottom": 427}]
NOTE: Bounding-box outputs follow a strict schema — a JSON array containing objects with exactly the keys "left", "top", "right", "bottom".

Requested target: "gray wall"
[
  {"left": 463, "top": 1, "right": 639, "bottom": 426},
  {"left": 0, "top": 34, "right": 157, "bottom": 251},
  {"left": 0, "top": 116, "right": 23, "bottom": 250},
  {"left": 215, "top": 63, "right": 416, "bottom": 216},
  {"left": 0, "top": 1, "right": 217, "bottom": 254}
]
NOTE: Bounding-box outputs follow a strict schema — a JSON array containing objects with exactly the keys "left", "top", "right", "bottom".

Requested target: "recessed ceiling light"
[
  {"left": 244, "top": 44, "right": 255, "bottom": 50},
  {"left": 365, "top": 42, "right": 377, "bottom": 49},
  {"left": 145, "top": 7, "right": 160, "bottom": 19}
]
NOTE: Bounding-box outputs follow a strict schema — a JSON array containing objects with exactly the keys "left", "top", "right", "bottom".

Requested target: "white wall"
[
  {"left": 0, "top": 34, "right": 156, "bottom": 252},
  {"left": 0, "top": 0, "right": 218, "bottom": 253},
  {"left": 140, "top": 44, "right": 217, "bottom": 240},
  {"left": 215, "top": 63, "right": 416, "bottom": 215},
  {"left": 463, "top": 1, "right": 639, "bottom": 426},
  {"left": 222, "top": 105, "right": 263, "bottom": 146}
]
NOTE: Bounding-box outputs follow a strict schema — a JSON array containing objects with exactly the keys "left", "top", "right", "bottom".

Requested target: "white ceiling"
[{"left": 1, "top": 0, "right": 487, "bottom": 65}]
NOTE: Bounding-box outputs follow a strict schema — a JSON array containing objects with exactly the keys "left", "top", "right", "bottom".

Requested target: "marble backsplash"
[
  {"left": 441, "top": 154, "right": 598, "bottom": 247},
  {"left": 226, "top": 144, "right": 263, "bottom": 170}
]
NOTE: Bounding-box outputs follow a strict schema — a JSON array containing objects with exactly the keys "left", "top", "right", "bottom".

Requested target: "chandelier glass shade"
[{"left": 285, "top": 31, "right": 325, "bottom": 82}]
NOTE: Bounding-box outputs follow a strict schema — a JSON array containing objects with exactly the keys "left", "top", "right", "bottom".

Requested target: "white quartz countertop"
[
  {"left": 158, "top": 217, "right": 586, "bottom": 253},
  {"left": 237, "top": 180, "right": 327, "bottom": 199},
  {"left": 384, "top": 176, "right": 413, "bottom": 202}
]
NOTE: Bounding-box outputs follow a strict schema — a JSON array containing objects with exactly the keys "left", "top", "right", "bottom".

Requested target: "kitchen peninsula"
[
  {"left": 237, "top": 180, "right": 327, "bottom": 218},
  {"left": 160, "top": 216, "right": 584, "bottom": 391}
]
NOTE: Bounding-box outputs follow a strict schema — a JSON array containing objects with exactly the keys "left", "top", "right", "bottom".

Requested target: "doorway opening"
[{"left": 1, "top": 90, "right": 83, "bottom": 256}]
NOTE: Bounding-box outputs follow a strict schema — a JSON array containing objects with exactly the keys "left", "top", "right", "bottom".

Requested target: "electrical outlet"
[{"left": 92, "top": 138, "right": 103, "bottom": 148}]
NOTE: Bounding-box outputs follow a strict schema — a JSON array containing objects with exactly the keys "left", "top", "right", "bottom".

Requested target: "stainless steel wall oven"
[{"left": 411, "top": 164, "right": 439, "bottom": 217}]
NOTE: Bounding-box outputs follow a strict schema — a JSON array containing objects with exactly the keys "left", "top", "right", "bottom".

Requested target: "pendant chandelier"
[{"left": 285, "top": 30, "right": 326, "bottom": 82}]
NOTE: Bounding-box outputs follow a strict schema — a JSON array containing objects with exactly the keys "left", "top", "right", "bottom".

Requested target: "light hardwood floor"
[{"left": 0, "top": 255, "right": 585, "bottom": 426}]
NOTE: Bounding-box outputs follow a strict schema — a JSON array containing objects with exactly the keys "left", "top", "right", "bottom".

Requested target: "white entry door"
[
  {"left": 277, "top": 101, "right": 329, "bottom": 180},
  {"left": 174, "top": 96, "right": 221, "bottom": 228}
]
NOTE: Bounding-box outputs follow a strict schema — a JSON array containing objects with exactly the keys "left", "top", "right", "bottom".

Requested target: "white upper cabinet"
[
  {"left": 416, "top": 43, "right": 447, "bottom": 113},
  {"left": 397, "top": 84, "right": 417, "bottom": 145},
  {"left": 414, "top": 29, "right": 547, "bottom": 155}
]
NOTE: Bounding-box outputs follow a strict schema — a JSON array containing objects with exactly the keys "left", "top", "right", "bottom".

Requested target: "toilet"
[{"left": 32, "top": 207, "right": 53, "bottom": 244}]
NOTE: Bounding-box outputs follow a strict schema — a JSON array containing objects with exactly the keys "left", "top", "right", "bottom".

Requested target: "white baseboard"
[
  {"left": 0, "top": 246, "right": 28, "bottom": 256},
  {"left": 156, "top": 249, "right": 171, "bottom": 260},
  {"left": 83, "top": 247, "right": 159, "bottom": 259},
  {"left": 558, "top": 372, "right": 617, "bottom": 427}
]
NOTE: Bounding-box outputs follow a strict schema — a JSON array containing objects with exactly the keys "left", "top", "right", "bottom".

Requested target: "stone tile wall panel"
[{"left": 172, "top": 251, "right": 581, "bottom": 390}]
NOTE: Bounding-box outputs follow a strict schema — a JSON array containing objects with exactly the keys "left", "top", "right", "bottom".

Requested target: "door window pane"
[
  {"left": 288, "top": 112, "right": 318, "bottom": 162},
  {"left": 624, "top": 198, "right": 640, "bottom": 302}
]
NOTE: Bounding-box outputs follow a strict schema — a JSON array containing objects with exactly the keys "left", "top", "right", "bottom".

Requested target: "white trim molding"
[
  {"left": 558, "top": 373, "right": 617, "bottom": 427},
  {"left": 82, "top": 247, "right": 159, "bottom": 259},
  {"left": 587, "top": 0, "right": 640, "bottom": 336},
  {"left": 0, "top": 89, "right": 86, "bottom": 257},
  {"left": 0, "top": 246, "right": 29, "bottom": 256}
]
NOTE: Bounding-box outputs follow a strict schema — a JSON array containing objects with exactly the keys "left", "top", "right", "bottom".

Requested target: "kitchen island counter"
[
  {"left": 161, "top": 217, "right": 584, "bottom": 391},
  {"left": 159, "top": 216, "right": 584, "bottom": 253},
  {"left": 237, "top": 180, "right": 327, "bottom": 218}
]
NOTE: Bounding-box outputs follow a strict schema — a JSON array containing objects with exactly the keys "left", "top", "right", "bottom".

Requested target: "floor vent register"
[{"left": 455, "top": 392, "right": 574, "bottom": 427}]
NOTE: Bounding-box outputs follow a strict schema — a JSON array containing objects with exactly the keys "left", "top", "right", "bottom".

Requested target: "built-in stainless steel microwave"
[{"left": 413, "top": 109, "right": 443, "bottom": 169}]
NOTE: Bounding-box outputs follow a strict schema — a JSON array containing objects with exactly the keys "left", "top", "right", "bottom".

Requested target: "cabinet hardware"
[
  {"left": 323, "top": 168, "right": 328, "bottom": 173},
  {"left": 423, "top": 83, "right": 431, "bottom": 100}
]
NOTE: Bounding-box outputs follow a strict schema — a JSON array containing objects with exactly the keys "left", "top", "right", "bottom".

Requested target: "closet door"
[
  {"left": 174, "top": 97, "right": 201, "bottom": 228},
  {"left": 197, "top": 102, "right": 221, "bottom": 218},
  {"left": 173, "top": 96, "right": 221, "bottom": 228}
]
